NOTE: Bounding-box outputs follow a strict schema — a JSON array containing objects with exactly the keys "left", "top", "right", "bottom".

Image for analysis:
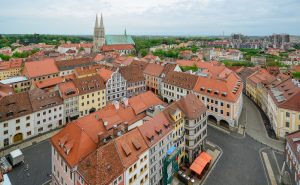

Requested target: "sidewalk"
[
  {"left": 243, "top": 95, "right": 284, "bottom": 152},
  {"left": 172, "top": 140, "right": 222, "bottom": 185},
  {"left": 0, "top": 129, "right": 61, "bottom": 157}
]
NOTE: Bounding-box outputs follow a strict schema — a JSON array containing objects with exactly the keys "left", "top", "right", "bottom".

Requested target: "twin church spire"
[{"left": 93, "top": 13, "right": 105, "bottom": 52}]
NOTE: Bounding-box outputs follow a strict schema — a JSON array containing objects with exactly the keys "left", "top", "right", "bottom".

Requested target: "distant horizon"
[
  {"left": 1, "top": 33, "right": 299, "bottom": 38},
  {"left": 1, "top": 0, "right": 299, "bottom": 36}
]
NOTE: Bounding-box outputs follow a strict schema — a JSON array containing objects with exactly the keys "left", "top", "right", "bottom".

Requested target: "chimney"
[
  {"left": 124, "top": 122, "right": 129, "bottom": 132},
  {"left": 122, "top": 98, "right": 129, "bottom": 108},
  {"left": 113, "top": 125, "right": 118, "bottom": 137},
  {"left": 97, "top": 132, "right": 107, "bottom": 146},
  {"left": 113, "top": 101, "right": 120, "bottom": 110}
]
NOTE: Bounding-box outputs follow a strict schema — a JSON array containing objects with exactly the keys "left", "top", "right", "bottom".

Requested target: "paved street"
[
  {"left": 7, "top": 140, "right": 52, "bottom": 185},
  {"left": 204, "top": 126, "right": 269, "bottom": 185},
  {"left": 243, "top": 95, "right": 284, "bottom": 151}
]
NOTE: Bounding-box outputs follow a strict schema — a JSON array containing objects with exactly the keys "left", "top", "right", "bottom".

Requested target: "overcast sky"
[{"left": 0, "top": 0, "right": 299, "bottom": 36}]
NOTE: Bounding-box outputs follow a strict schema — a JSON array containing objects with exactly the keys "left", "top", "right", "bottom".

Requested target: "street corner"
[
  {"left": 172, "top": 140, "right": 222, "bottom": 185},
  {"left": 259, "top": 147, "right": 291, "bottom": 185}
]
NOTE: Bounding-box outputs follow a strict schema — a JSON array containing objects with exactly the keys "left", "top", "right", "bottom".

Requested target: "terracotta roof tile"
[
  {"left": 23, "top": 58, "right": 59, "bottom": 78},
  {"left": 143, "top": 63, "right": 164, "bottom": 77}
]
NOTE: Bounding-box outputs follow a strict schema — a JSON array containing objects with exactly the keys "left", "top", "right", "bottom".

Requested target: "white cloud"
[{"left": 0, "top": 0, "right": 299, "bottom": 35}]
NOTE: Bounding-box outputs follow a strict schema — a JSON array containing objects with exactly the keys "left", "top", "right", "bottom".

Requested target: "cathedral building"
[{"left": 93, "top": 14, "right": 135, "bottom": 54}]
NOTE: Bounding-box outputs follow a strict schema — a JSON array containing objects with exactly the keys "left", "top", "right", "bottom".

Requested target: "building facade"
[{"left": 105, "top": 69, "right": 127, "bottom": 102}]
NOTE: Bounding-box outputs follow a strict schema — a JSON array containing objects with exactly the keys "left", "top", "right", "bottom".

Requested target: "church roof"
[{"left": 105, "top": 35, "right": 135, "bottom": 45}]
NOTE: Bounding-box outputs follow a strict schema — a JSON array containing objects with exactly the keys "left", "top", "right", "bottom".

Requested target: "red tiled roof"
[
  {"left": 78, "top": 142, "right": 125, "bottom": 185},
  {"left": 128, "top": 91, "right": 163, "bottom": 114},
  {"left": 143, "top": 63, "right": 164, "bottom": 77},
  {"left": 23, "top": 58, "right": 59, "bottom": 78},
  {"left": 35, "top": 77, "right": 64, "bottom": 89},
  {"left": 138, "top": 112, "right": 173, "bottom": 147},
  {"left": 114, "top": 128, "right": 148, "bottom": 168},
  {"left": 0, "top": 60, "right": 22, "bottom": 70},
  {"left": 58, "top": 81, "right": 79, "bottom": 99},
  {"left": 97, "top": 68, "right": 114, "bottom": 82},
  {"left": 102, "top": 44, "right": 135, "bottom": 52}
]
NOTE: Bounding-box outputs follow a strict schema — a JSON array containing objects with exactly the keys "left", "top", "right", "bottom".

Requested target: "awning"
[{"left": 190, "top": 152, "right": 212, "bottom": 176}]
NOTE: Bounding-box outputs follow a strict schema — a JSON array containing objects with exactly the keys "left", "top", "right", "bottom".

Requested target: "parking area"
[{"left": 7, "top": 140, "right": 52, "bottom": 185}]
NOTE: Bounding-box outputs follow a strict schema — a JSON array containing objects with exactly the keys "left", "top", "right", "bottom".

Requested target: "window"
[
  {"left": 3, "top": 123, "right": 8, "bottom": 127},
  {"left": 286, "top": 112, "right": 290, "bottom": 117},
  {"left": 16, "top": 119, "right": 20, "bottom": 123},
  {"left": 227, "top": 104, "right": 230, "bottom": 108},
  {"left": 16, "top": 126, "right": 20, "bottom": 131},
  {"left": 4, "top": 138, "right": 9, "bottom": 147},
  {"left": 37, "top": 113, "right": 40, "bottom": 117},
  {"left": 4, "top": 130, "right": 8, "bottom": 135},
  {"left": 226, "top": 112, "right": 230, "bottom": 116},
  {"left": 286, "top": 122, "right": 290, "bottom": 127},
  {"left": 26, "top": 123, "right": 30, "bottom": 127},
  {"left": 38, "top": 127, "right": 43, "bottom": 132},
  {"left": 221, "top": 102, "right": 224, "bottom": 106},
  {"left": 26, "top": 116, "right": 30, "bottom": 120},
  {"left": 27, "top": 131, "right": 31, "bottom": 136}
]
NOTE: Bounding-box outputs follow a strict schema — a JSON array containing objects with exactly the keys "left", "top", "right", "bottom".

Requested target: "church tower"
[{"left": 93, "top": 14, "right": 105, "bottom": 52}]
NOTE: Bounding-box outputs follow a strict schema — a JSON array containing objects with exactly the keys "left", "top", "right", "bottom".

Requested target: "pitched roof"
[
  {"left": 193, "top": 72, "right": 243, "bottom": 102},
  {"left": 78, "top": 142, "right": 125, "bottom": 185},
  {"left": 0, "top": 92, "right": 33, "bottom": 122},
  {"left": 28, "top": 89, "right": 63, "bottom": 111},
  {"left": 58, "top": 81, "right": 79, "bottom": 99},
  {"left": 248, "top": 68, "right": 277, "bottom": 86},
  {"left": 143, "top": 63, "right": 164, "bottom": 77},
  {"left": 114, "top": 128, "right": 148, "bottom": 168},
  {"left": 55, "top": 57, "right": 95, "bottom": 71},
  {"left": 105, "top": 35, "right": 135, "bottom": 45},
  {"left": 102, "top": 44, "right": 135, "bottom": 52},
  {"left": 166, "top": 93, "right": 207, "bottom": 120},
  {"left": 97, "top": 68, "right": 114, "bottom": 82},
  {"left": 119, "top": 65, "right": 145, "bottom": 83},
  {"left": 163, "top": 71, "right": 198, "bottom": 90},
  {"left": 73, "top": 75, "right": 106, "bottom": 95},
  {"left": 35, "top": 76, "right": 64, "bottom": 89},
  {"left": 268, "top": 79, "right": 300, "bottom": 111},
  {"left": 138, "top": 112, "right": 173, "bottom": 147},
  {"left": 0, "top": 60, "right": 22, "bottom": 71},
  {"left": 51, "top": 121, "right": 99, "bottom": 167},
  {"left": 286, "top": 131, "right": 300, "bottom": 162},
  {"left": 23, "top": 58, "right": 59, "bottom": 78},
  {"left": 128, "top": 91, "right": 163, "bottom": 114}
]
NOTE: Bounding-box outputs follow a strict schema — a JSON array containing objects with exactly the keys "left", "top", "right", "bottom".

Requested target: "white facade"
[
  {"left": 0, "top": 114, "right": 34, "bottom": 148},
  {"left": 125, "top": 150, "right": 149, "bottom": 185},
  {"left": 64, "top": 96, "right": 79, "bottom": 121},
  {"left": 33, "top": 104, "right": 65, "bottom": 135},
  {"left": 106, "top": 70, "right": 127, "bottom": 102}
]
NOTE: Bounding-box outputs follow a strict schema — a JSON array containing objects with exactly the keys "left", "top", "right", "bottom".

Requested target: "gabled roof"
[
  {"left": 119, "top": 65, "right": 145, "bottom": 83},
  {"left": 51, "top": 121, "right": 99, "bottom": 168},
  {"left": 114, "top": 128, "right": 148, "bottom": 168},
  {"left": 55, "top": 57, "right": 95, "bottom": 71},
  {"left": 35, "top": 76, "right": 64, "bottom": 89},
  {"left": 143, "top": 63, "right": 164, "bottom": 77},
  {"left": 128, "top": 91, "right": 163, "bottom": 114},
  {"left": 78, "top": 141, "right": 125, "bottom": 185},
  {"left": 23, "top": 58, "right": 59, "bottom": 78},
  {"left": 102, "top": 44, "right": 135, "bottom": 52},
  {"left": 105, "top": 35, "right": 135, "bottom": 45},
  {"left": 138, "top": 112, "right": 173, "bottom": 147},
  {"left": 58, "top": 81, "right": 79, "bottom": 99},
  {"left": 0, "top": 92, "right": 33, "bottom": 122},
  {"left": 28, "top": 89, "right": 63, "bottom": 111},
  {"left": 163, "top": 71, "right": 198, "bottom": 90},
  {"left": 167, "top": 93, "right": 207, "bottom": 120},
  {"left": 73, "top": 75, "right": 106, "bottom": 95}
]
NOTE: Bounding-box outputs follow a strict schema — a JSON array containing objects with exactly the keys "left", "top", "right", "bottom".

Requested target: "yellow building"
[
  {"left": 0, "top": 60, "right": 22, "bottom": 80},
  {"left": 268, "top": 79, "right": 300, "bottom": 139},
  {"left": 73, "top": 75, "right": 106, "bottom": 117}
]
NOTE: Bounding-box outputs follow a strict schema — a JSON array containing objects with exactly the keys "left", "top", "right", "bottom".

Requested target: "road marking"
[{"left": 262, "top": 152, "right": 277, "bottom": 185}]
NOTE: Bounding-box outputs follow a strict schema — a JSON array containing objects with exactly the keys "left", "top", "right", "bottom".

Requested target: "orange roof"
[
  {"left": 23, "top": 58, "right": 59, "bottom": 78},
  {"left": 97, "top": 68, "right": 113, "bottom": 82},
  {"left": 143, "top": 63, "right": 164, "bottom": 77},
  {"left": 190, "top": 152, "right": 212, "bottom": 176},
  {"left": 193, "top": 72, "right": 243, "bottom": 102},
  {"left": 128, "top": 91, "right": 163, "bottom": 114},
  {"left": 93, "top": 54, "right": 105, "bottom": 62},
  {"left": 0, "top": 60, "right": 22, "bottom": 70},
  {"left": 102, "top": 44, "right": 135, "bottom": 52},
  {"left": 51, "top": 121, "right": 100, "bottom": 167},
  {"left": 138, "top": 112, "right": 173, "bottom": 147},
  {"left": 58, "top": 81, "right": 79, "bottom": 99},
  {"left": 114, "top": 128, "right": 148, "bottom": 168},
  {"left": 35, "top": 76, "right": 64, "bottom": 89},
  {"left": 248, "top": 69, "right": 276, "bottom": 86}
]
